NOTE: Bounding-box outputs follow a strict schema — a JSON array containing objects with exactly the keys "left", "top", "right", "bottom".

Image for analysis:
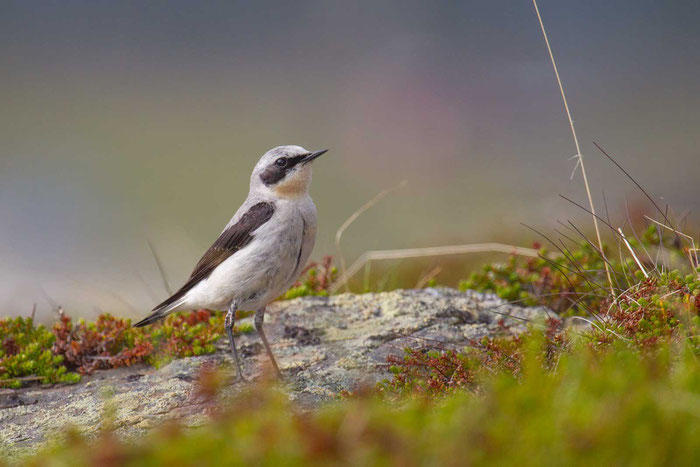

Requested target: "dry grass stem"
[
  {"left": 617, "top": 227, "right": 648, "bottom": 278},
  {"left": 330, "top": 243, "right": 541, "bottom": 294},
  {"left": 0, "top": 375, "right": 43, "bottom": 384},
  {"left": 643, "top": 215, "right": 699, "bottom": 269},
  {"left": 334, "top": 180, "right": 408, "bottom": 292},
  {"left": 532, "top": 0, "right": 615, "bottom": 296},
  {"left": 415, "top": 266, "right": 442, "bottom": 289}
]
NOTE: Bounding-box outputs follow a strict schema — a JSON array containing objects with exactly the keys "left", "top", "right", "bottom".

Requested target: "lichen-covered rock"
[{"left": 0, "top": 288, "right": 548, "bottom": 458}]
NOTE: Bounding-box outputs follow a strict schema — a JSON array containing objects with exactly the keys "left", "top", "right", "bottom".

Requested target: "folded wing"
[{"left": 133, "top": 201, "right": 275, "bottom": 327}]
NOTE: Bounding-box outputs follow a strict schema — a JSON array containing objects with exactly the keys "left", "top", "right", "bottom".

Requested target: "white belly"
[{"left": 181, "top": 198, "right": 316, "bottom": 311}]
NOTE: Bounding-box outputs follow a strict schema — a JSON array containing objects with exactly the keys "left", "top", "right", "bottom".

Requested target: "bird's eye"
[{"left": 275, "top": 158, "right": 288, "bottom": 168}]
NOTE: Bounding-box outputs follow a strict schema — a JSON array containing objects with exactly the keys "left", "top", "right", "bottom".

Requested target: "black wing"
[{"left": 134, "top": 202, "right": 275, "bottom": 326}]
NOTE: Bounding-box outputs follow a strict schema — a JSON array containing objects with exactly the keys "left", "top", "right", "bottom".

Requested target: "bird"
[{"left": 133, "top": 145, "right": 327, "bottom": 380}]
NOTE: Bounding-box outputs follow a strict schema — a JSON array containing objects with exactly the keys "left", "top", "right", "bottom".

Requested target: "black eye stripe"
[
  {"left": 259, "top": 154, "right": 309, "bottom": 186},
  {"left": 287, "top": 154, "right": 308, "bottom": 167}
]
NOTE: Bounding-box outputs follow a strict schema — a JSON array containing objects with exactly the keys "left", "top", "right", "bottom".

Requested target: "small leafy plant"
[
  {"left": 382, "top": 225, "right": 699, "bottom": 400},
  {"left": 376, "top": 318, "right": 565, "bottom": 400},
  {"left": 0, "top": 257, "right": 338, "bottom": 389},
  {"left": 284, "top": 255, "right": 337, "bottom": 299},
  {"left": 0, "top": 309, "right": 253, "bottom": 388},
  {"left": 0, "top": 317, "right": 80, "bottom": 388}
]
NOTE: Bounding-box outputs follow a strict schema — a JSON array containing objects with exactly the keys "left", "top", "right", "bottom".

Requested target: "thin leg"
[
  {"left": 225, "top": 302, "right": 246, "bottom": 381},
  {"left": 255, "top": 308, "right": 282, "bottom": 379}
]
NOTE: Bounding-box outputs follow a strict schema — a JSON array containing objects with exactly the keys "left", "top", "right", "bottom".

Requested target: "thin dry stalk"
[
  {"left": 334, "top": 180, "right": 408, "bottom": 292},
  {"left": 691, "top": 249, "right": 700, "bottom": 268},
  {"left": 617, "top": 227, "right": 648, "bottom": 278},
  {"left": 643, "top": 215, "right": 699, "bottom": 270},
  {"left": 415, "top": 266, "right": 442, "bottom": 289},
  {"left": 532, "top": 0, "right": 615, "bottom": 297},
  {"left": 594, "top": 142, "right": 697, "bottom": 272},
  {"left": 147, "top": 239, "right": 173, "bottom": 295},
  {"left": 0, "top": 375, "right": 43, "bottom": 384},
  {"left": 624, "top": 196, "right": 655, "bottom": 267},
  {"left": 330, "top": 243, "right": 540, "bottom": 294}
]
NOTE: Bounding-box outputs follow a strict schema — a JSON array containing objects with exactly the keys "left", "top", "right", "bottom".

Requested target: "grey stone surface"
[{"left": 0, "top": 288, "right": 548, "bottom": 459}]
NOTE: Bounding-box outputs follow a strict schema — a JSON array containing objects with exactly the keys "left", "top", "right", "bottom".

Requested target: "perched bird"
[{"left": 134, "top": 145, "right": 327, "bottom": 380}]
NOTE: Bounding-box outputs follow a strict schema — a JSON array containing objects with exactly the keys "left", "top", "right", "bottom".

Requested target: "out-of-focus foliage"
[
  {"left": 6, "top": 227, "right": 700, "bottom": 463},
  {"left": 19, "top": 335, "right": 700, "bottom": 466}
]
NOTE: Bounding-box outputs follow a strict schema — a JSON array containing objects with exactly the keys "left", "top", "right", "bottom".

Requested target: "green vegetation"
[
  {"left": 460, "top": 225, "right": 698, "bottom": 316},
  {"left": 380, "top": 271, "right": 700, "bottom": 401},
  {"left": 0, "top": 310, "right": 252, "bottom": 389},
  {"left": 284, "top": 256, "right": 337, "bottom": 299},
  {"left": 1, "top": 262, "right": 335, "bottom": 390},
  {"left": 0, "top": 317, "right": 80, "bottom": 389},
  {"left": 5, "top": 218, "right": 700, "bottom": 464},
  {"left": 18, "top": 333, "right": 700, "bottom": 465}
]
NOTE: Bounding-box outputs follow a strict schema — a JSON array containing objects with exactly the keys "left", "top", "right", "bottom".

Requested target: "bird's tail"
[
  {"left": 132, "top": 310, "right": 168, "bottom": 327},
  {"left": 132, "top": 296, "right": 187, "bottom": 328}
]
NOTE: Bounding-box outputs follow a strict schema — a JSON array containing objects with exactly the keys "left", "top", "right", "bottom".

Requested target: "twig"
[
  {"left": 0, "top": 375, "right": 44, "bottom": 384},
  {"left": 331, "top": 243, "right": 540, "bottom": 294},
  {"left": 643, "top": 215, "right": 698, "bottom": 270},
  {"left": 594, "top": 143, "right": 699, "bottom": 270},
  {"left": 523, "top": 222, "right": 604, "bottom": 294},
  {"left": 617, "top": 228, "right": 648, "bottom": 278},
  {"left": 334, "top": 180, "right": 407, "bottom": 292},
  {"left": 415, "top": 266, "right": 442, "bottom": 289},
  {"left": 593, "top": 142, "right": 680, "bottom": 239},
  {"left": 147, "top": 239, "right": 173, "bottom": 295},
  {"left": 40, "top": 285, "right": 58, "bottom": 311},
  {"left": 624, "top": 196, "right": 655, "bottom": 268},
  {"left": 571, "top": 316, "right": 631, "bottom": 342}
]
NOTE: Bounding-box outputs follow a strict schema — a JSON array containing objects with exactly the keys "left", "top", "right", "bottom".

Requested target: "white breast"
[{"left": 181, "top": 196, "right": 317, "bottom": 312}]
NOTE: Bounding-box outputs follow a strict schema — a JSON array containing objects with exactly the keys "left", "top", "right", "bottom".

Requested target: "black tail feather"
[{"left": 132, "top": 311, "right": 167, "bottom": 328}]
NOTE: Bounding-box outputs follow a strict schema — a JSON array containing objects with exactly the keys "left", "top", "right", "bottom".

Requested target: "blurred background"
[{"left": 1, "top": 0, "right": 698, "bottom": 320}]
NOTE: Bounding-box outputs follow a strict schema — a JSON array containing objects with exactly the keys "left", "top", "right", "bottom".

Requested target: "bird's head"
[{"left": 251, "top": 145, "right": 328, "bottom": 199}]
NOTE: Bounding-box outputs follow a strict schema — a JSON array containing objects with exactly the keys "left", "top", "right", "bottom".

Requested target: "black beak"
[{"left": 303, "top": 149, "right": 328, "bottom": 164}]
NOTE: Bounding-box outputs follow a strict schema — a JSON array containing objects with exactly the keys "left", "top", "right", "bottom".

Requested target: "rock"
[{"left": 0, "top": 288, "right": 548, "bottom": 459}]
